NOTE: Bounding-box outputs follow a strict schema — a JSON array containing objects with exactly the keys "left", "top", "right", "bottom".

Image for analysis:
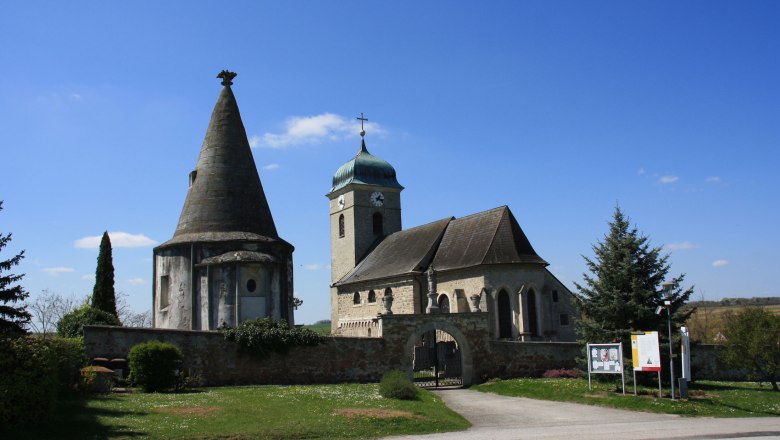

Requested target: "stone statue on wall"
[{"left": 425, "top": 266, "right": 440, "bottom": 314}]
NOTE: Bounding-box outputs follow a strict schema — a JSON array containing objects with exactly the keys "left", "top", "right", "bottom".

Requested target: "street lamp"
[{"left": 658, "top": 280, "right": 676, "bottom": 400}]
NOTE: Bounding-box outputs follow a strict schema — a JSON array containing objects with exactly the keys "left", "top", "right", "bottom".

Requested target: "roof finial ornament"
[
  {"left": 356, "top": 112, "right": 368, "bottom": 138},
  {"left": 217, "top": 70, "right": 237, "bottom": 86}
]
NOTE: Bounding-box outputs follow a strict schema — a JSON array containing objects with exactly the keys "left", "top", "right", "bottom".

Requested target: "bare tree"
[
  {"left": 28, "top": 290, "right": 82, "bottom": 338},
  {"left": 116, "top": 291, "right": 152, "bottom": 328}
]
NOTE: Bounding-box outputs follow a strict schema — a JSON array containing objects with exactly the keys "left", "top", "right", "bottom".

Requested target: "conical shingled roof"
[{"left": 161, "top": 76, "right": 283, "bottom": 247}]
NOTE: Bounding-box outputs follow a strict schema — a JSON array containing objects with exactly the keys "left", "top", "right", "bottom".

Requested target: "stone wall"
[{"left": 84, "top": 325, "right": 388, "bottom": 385}]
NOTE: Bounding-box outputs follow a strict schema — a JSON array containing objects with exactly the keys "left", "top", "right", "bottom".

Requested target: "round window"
[{"left": 246, "top": 279, "right": 257, "bottom": 293}]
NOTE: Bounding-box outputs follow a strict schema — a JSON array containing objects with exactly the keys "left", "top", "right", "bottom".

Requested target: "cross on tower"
[{"left": 356, "top": 113, "right": 368, "bottom": 137}]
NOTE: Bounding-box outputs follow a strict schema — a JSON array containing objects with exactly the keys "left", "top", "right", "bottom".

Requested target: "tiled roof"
[{"left": 336, "top": 206, "right": 547, "bottom": 286}]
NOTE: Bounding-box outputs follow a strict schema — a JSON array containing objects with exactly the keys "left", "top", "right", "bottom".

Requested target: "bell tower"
[{"left": 327, "top": 115, "right": 403, "bottom": 322}]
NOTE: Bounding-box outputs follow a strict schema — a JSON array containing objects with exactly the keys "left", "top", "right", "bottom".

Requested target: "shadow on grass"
[{"left": 1, "top": 392, "right": 148, "bottom": 439}]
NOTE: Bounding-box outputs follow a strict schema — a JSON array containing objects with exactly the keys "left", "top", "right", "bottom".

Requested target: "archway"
[
  {"left": 404, "top": 320, "right": 472, "bottom": 387},
  {"left": 497, "top": 289, "right": 512, "bottom": 339}
]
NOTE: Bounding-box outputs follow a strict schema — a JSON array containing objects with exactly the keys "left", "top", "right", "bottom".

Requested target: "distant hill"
[{"left": 683, "top": 297, "right": 780, "bottom": 344}]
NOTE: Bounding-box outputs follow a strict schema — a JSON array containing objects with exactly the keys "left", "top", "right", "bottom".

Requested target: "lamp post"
[{"left": 661, "top": 281, "right": 676, "bottom": 401}]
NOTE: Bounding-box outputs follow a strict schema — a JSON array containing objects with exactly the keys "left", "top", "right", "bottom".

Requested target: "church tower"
[{"left": 327, "top": 118, "right": 403, "bottom": 322}]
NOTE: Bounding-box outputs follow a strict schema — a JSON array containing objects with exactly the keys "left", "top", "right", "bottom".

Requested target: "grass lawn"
[
  {"left": 3, "top": 384, "right": 469, "bottom": 439},
  {"left": 475, "top": 378, "right": 780, "bottom": 417}
]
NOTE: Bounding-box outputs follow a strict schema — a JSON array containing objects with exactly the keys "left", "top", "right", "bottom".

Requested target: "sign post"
[
  {"left": 631, "top": 331, "right": 662, "bottom": 397},
  {"left": 587, "top": 343, "right": 625, "bottom": 394}
]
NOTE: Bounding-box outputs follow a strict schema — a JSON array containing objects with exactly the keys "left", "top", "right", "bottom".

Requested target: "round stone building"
[{"left": 153, "top": 72, "right": 294, "bottom": 330}]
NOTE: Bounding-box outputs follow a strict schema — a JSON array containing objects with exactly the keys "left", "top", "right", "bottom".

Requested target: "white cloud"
[
  {"left": 75, "top": 232, "right": 157, "bottom": 249},
  {"left": 252, "top": 113, "right": 386, "bottom": 148},
  {"left": 705, "top": 176, "right": 721, "bottom": 183},
  {"left": 665, "top": 241, "right": 696, "bottom": 251},
  {"left": 637, "top": 167, "right": 645, "bottom": 176},
  {"left": 659, "top": 175, "right": 679, "bottom": 184},
  {"left": 712, "top": 259, "right": 729, "bottom": 267},
  {"left": 82, "top": 274, "right": 95, "bottom": 280},
  {"left": 43, "top": 267, "right": 74, "bottom": 275},
  {"left": 126, "top": 278, "right": 145, "bottom": 286},
  {"left": 304, "top": 263, "right": 323, "bottom": 271},
  {"left": 70, "top": 93, "right": 82, "bottom": 101},
  {"left": 262, "top": 163, "right": 280, "bottom": 171}
]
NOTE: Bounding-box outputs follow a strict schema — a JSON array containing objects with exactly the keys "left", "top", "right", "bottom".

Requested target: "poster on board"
[
  {"left": 631, "top": 331, "right": 661, "bottom": 372},
  {"left": 588, "top": 344, "right": 623, "bottom": 373}
]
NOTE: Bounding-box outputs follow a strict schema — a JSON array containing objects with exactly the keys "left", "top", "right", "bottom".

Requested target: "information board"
[{"left": 631, "top": 331, "right": 661, "bottom": 372}]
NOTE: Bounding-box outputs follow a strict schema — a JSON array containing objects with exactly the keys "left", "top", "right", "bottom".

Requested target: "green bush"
[
  {"left": 379, "top": 370, "right": 418, "bottom": 400},
  {"left": 47, "top": 337, "right": 87, "bottom": 391},
  {"left": 0, "top": 336, "right": 59, "bottom": 424},
  {"left": 128, "top": 340, "right": 182, "bottom": 392},
  {"left": 222, "top": 318, "right": 324, "bottom": 357},
  {"left": 57, "top": 304, "right": 121, "bottom": 338}
]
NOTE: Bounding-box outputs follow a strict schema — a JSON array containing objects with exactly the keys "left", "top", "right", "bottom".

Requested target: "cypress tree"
[
  {"left": 0, "top": 201, "right": 31, "bottom": 336},
  {"left": 573, "top": 206, "right": 693, "bottom": 348},
  {"left": 91, "top": 231, "right": 118, "bottom": 319}
]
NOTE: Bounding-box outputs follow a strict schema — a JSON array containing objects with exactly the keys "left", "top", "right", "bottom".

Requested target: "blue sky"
[{"left": 2, "top": 1, "right": 778, "bottom": 324}]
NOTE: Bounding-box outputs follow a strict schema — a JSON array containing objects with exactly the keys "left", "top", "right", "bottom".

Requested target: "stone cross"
[{"left": 356, "top": 113, "right": 368, "bottom": 138}]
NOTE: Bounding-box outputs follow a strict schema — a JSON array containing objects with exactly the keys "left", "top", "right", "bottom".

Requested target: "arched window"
[
  {"left": 368, "top": 290, "right": 376, "bottom": 303},
  {"left": 384, "top": 287, "right": 392, "bottom": 297},
  {"left": 373, "top": 212, "right": 383, "bottom": 236},
  {"left": 497, "top": 289, "right": 512, "bottom": 338},
  {"left": 527, "top": 289, "right": 539, "bottom": 336},
  {"left": 353, "top": 292, "right": 361, "bottom": 305},
  {"left": 438, "top": 294, "right": 450, "bottom": 313},
  {"left": 338, "top": 214, "right": 345, "bottom": 238}
]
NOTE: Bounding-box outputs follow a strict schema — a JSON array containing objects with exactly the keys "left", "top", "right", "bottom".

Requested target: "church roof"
[
  {"left": 335, "top": 206, "right": 546, "bottom": 286},
  {"left": 158, "top": 72, "right": 289, "bottom": 249},
  {"left": 336, "top": 217, "right": 451, "bottom": 285},
  {"left": 431, "top": 206, "right": 547, "bottom": 270},
  {"left": 329, "top": 139, "right": 403, "bottom": 194}
]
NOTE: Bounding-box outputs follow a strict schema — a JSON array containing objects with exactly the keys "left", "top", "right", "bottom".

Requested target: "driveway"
[{"left": 384, "top": 388, "right": 780, "bottom": 440}]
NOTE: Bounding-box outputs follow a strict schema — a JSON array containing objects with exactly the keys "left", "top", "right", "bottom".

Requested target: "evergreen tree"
[
  {"left": 0, "top": 201, "right": 31, "bottom": 336},
  {"left": 573, "top": 206, "right": 693, "bottom": 348},
  {"left": 91, "top": 231, "right": 118, "bottom": 319}
]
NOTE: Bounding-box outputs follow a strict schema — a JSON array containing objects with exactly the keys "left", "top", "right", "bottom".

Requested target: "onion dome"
[{"left": 329, "top": 138, "right": 403, "bottom": 194}]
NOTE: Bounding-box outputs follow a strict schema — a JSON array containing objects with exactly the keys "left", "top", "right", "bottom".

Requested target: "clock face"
[
  {"left": 370, "top": 191, "right": 385, "bottom": 207},
  {"left": 337, "top": 195, "right": 345, "bottom": 209}
]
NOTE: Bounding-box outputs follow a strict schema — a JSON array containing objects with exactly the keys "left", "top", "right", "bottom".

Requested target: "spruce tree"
[
  {"left": 0, "top": 201, "right": 31, "bottom": 336},
  {"left": 91, "top": 231, "right": 118, "bottom": 319},
  {"left": 573, "top": 206, "right": 693, "bottom": 348}
]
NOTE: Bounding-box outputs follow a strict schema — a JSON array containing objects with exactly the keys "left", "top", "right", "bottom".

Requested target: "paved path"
[{"left": 384, "top": 388, "right": 780, "bottom": 440}]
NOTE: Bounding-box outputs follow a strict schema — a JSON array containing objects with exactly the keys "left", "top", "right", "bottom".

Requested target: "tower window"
[
  {"left": 552, "top": 289, "right": 559, "bottom": 302},
  {"left": 338, "top": 214, "right": 345, "bottom": 238},
  {"left": 373, "top": 212, "right": 383, "bottom": 236},
  {"left": 368, "top": 290, "right": 376, "bottom": 303},
  {"left": 246, "top": 279, "right": 257, "bottom": 293},
  {"left": 159, "top": 275, "right": 170, "bottom": 309},
  {"left": 560, "top": 313, "right": 570, "bottom": 326},
  {"left": 353, "top": 292, "right": 361, "bottom": 305}
]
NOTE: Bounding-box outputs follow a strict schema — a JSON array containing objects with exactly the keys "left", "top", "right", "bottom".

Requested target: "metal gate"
[{"left": 412, "top": 330, "right": 462, "bottom": 388}]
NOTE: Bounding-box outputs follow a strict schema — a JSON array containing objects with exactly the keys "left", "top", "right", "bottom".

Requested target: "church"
[
  {"left": 152, "top": 71, "right": 295, "bottom": 330},
  {"left": 328, "top": 126, "right": 577, "bottom": 341}
]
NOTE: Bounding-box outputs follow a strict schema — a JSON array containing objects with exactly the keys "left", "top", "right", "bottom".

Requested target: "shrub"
[
  {"left": 222, "top": 318, "right": 324, "bottom": 357},
  {"left": 57, "top": 304, "right": 121, "bottom": 338},
  {"left": 379, "top": 370, "right": 418, "bottom": 400},
  {"left": 0, "top": 336, "right": 58, "bottom": 424},
  {"left": 543, "top": 369, "right": 581, "bottom": 379},
  {"left": 128, "top": 340, "right": 183, "bottom": 392}
]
